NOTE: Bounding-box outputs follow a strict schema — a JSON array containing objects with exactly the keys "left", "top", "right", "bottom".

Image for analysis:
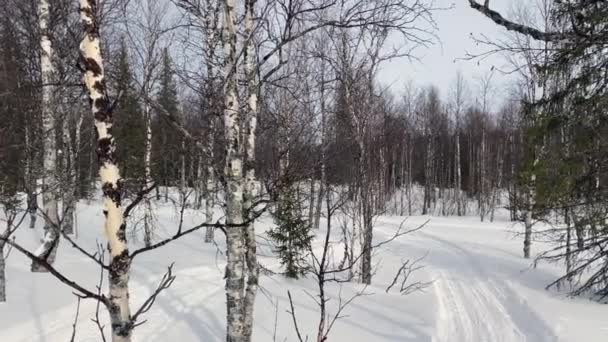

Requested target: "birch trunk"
[
  {"left": 480, "top": 129, "right": 486, "bottom": 221},
  {"left": 180, "top": 139, "right": 186, "bottom": 204},
  {"left": 359, "top": 137, "right": 373, "bottom": 284},
  {"left": 79, "top": 1, "right": 133, "bottom": 340},
  {"left": 204, "top": 117, "right": 215, "bottom": 242},
  {"left": 223, "top": 0, "right": 247, "bottom": 339},
  {"left": 490, "top": 150, "right": 503, "bottom": 222},
  {"left": 407, "top": 142, "right": 412, "bottom": 215},
  {"left": 308, "top": 180, "right": 315, "bottom": 225},
  {"left": 195, "top": 157, "right": 203, "bottom": 209},
  {"left": 523, "top": 165, "right": 536, "bottom": 259},
  {"left": 25, "top": 124, "right": 37, "bottom": 229},
  {"left": 423, "top": 133, "right": 432, "bottom": 215},
  {"left": 203, "top": 0, "right": 220, "bottom": 243},
  {"left": 62, "top": 115, "right": 75, "bottom": 235},
  {"left": 143, "top": 103, "right": 153, "bottom": 247},
  {"left": 455, "top": 127, "right": 462, "bottom": 216},
  {"left": 242, "top": 0, "right": 259, "bottom": 334},
  {"left": 32, "top": 0, "right": 60, "bottom": 271},
  {"left": 0, "top": 241, "right": 5, "bottom": 302},
  {"left": 313, "top": 68, "right": 326, "bottom": 230},
  {"left": 204, "top": 125, "right": 215, "bottom": 241}
]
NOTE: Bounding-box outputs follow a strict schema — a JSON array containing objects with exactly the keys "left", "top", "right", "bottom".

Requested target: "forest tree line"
[{"left": 0, "top": 0, "right": 607, "bottom": 341}]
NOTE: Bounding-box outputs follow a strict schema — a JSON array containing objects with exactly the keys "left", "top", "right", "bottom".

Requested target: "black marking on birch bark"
[
  {"left": 96, "top": 138, "right": 118, "bottom": 165},
  {"left": 94, "top": 97, "right": 109, "bottom": 111},
  {"left": 244, "top": 159, "right": 255, "bottom": 172},
  {"left": 109, "top": 250, "right": 131, "bottom": 286},
  {"left": 108, "top": 302, "right": 133, "bottom": 337},
  {"left": 102, "top": 181, "right": 122, "bottom": 206},
  {"left": 83, "top": 58, "right": 102, "bottom": 76},
  {"left": 92, "top": 80, "right": 105, "bottom": 94},
  {"left": 117, "top": 223, "right": 127, "bottom": 243},
  {"left": 94, "top": 109, "right": 110, "bottom": 124}
]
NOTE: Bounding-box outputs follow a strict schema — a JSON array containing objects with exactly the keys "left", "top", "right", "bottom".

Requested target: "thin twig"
[{"left": 287, "top": 290, "right": 306, "bottom": 342}]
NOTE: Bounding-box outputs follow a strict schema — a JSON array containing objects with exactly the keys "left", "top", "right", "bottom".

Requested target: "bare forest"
[{"left": 0, "top": 0, "right": 607, "bottom": 341}]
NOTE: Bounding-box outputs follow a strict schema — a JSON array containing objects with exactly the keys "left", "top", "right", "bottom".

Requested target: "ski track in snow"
[
  {"left": 377, "top": 223, "right": 558, "bottom": 342},
  {"left": 422, "top": 231, "right": 558, "bottom": 342}
]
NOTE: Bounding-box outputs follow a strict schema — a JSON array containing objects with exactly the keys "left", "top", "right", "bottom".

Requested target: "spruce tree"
[
  {"left": 152, "top": 48, "right": 181, "bottom": 192},
  {"left": 268, "top": 184, "right": 313, "bottom": 278},
  {"left": 113, "top": 40, "right": 146, "bottom": 192}
]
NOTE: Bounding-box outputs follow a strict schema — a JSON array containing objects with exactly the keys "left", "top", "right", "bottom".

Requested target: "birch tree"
[
  {"left": 221, "top": 0, "right": 247, "bottom": 339},
  {"left": 31, "top": 0, "right": 61, "bottom": 272},
  {"left": 449, "top": 72, "right": 468, "bottom": 216},
  {"left": 79, "top": 0, "right": 133, "bottom": 339}
]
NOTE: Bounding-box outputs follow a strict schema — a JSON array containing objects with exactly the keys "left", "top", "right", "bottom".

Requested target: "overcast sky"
[{"left": 378, "top": 0, "right": 522, "bottom": 105}]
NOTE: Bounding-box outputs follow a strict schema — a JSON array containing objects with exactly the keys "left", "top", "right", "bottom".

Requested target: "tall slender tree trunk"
[
  {"left": 25, "top": 124, "right": 37, "bottom": 229},
  {"left": 423, "top": 133, "right": 432, "bottom": 215},
  {"left": 204, "top": 117, "right": 215, "bottom": 243},
  {"left": 523, "top": 165, "right": 535, "bottom": 259},
  {"left": 565, "top": 207, "right": 572, "bottom": 280},
  {"left": 203, "top": 0, "right": 220, "bottom": 243},
  {"left": 180, "top": 139, "right": 186, "bottom": 203},
  {"left": 480, "top": 129, "right": 486, "bottom": 221},
  {"left": 0, "top": 241, "right": 5, "bottom": 302},
  {"left": 407, "top": 141, "right": 412, "bottom": 215},
  {"left": 455, "top": 125, "right": 462, "bottom": 216},
  {"left": 32, "top": 0, "right": 60, "bottom": 271},
  {"left": 79, "top": 1, "right": 133, "bottom": 340},
  {"left": 313, "top": 69, "right": 326, "bottom": 229},
  {"left": 143, "top": 104, "right": 153, "bottom": 247},
  {"left": 308, "top": 179, "right": 315, "bottom": 224},
  {"left": 241, "top": 1, "right": 259, "bottom": 339},
  {"left": 62, "top": 115, "right": 76, "bottom": 235},
  {"left": 223, "top": 0, "right": 247, "bottom": 340},
  {"left": 490, "top": 150, "right": 503, "bottom": 222},
  {"left": 509, "top": 132, "right": 516, "bottom": 221}
]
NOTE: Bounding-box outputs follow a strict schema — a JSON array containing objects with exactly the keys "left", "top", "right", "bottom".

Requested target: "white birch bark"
[
  {"left": 523, "top": 159, "right": 536, "bottom": 259},
  {"left": 32, "top": 0, "right": 61, "bottom": 271},
  {"left": 143, "top": 103, "right": 153, "bottom": 247},
  {"left": 203, "top": 0, "right": 220, "bottom": 243},
  {"left": 79, "top": 1, "right": 133, "bottom": 340},
  {"left": 24, "top": 124, "right": 37, "bottom": 229},
  {"left": 480, "top": 129, "right": 487, "bottom": 221},
  {"left": 313, "top": 64, "right": 327, "bottom": 229},
  {"left": 62, "top": 115, "right": 75, "bottom": 235},
  {"left": 180, "top": 139, "right": 186, "bottom": 204},
  {"left": 0, "top": 241, "right": 5, "bottom": 302},
  {"left": 223, "top": 0, "right": 246, "bottom": 339},
  {"left": 242, "top": 1, "right": 259, "bottom": 336},
  {"left": 204, "top": 117, "right": 215, "bottom": 242}
]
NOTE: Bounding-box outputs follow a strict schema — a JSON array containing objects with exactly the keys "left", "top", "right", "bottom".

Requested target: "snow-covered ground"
[{"left": 1, "top": 198, "right": 607, "bottom": 342}]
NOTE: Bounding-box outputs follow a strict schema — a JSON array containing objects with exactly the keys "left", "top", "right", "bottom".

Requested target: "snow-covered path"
[
  {"left": 422, "top": 232, "right": 556, "bottom": 342},
  {"left": 377, "top": 216, "right": 608, "bottom": 342},
  {"left": 1, "top": 202, "right": 608, "bottom": 341}
]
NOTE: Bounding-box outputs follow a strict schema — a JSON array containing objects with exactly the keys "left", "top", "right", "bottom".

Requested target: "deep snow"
[{"left": 0, "top": 197, "right": 607, "bottom": 342}]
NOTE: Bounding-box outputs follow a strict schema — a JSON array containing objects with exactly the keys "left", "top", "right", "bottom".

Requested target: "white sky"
[{"left": 378, "top": 0, "right": 521, "bottom": 104}]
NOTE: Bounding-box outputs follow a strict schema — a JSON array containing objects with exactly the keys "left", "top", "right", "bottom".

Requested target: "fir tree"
[{"left": 268, "top": 184, "right": 313, "bottom": 279}]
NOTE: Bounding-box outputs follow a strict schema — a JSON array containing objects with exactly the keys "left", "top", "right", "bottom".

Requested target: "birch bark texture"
[
  {"left": 242, "top": 0, "right": 259, "bottom": 338},
  {"left": 222, "top": 0, "right": 246, "bottom": 340},
  {"left": 79, "top": 1, "right": 133, "bottom": 340},
  {"left": 203, "top": 0, "right": 221, "bottom": 243},
  {"left": 32, "top": 0, "right": 61, "bottom": 272}
]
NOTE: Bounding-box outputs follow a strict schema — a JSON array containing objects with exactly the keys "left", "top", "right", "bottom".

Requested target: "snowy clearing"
[{"left": 0, "top": 201, "right": 606, "bottom": 342}]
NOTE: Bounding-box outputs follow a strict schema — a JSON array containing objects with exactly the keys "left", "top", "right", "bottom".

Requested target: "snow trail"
[
  {"left": 376, "top": 219, "right": 558, "bottom": 342},
  {"left": 423, "top": 231, "right": 558, "bottom": 342}
]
